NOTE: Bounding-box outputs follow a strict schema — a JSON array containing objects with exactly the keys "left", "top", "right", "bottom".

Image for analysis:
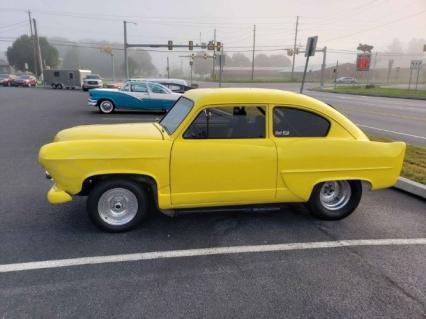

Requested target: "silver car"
[{"left": 82, "top": 74, "right": 103, "bottom": 91}]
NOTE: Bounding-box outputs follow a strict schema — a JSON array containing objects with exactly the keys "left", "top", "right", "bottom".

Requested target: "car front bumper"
[
  {"left": 88, "top": 98, "right": 98, "bottom": 106},
  {"left": 47, "top": 184, "right": 72, "bottom": 204},
  {"left": 83, "top": 84, "right": 103, "bottom": 89}
]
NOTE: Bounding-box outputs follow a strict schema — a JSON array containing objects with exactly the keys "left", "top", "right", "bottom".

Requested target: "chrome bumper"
[{"left": 88, "top": 98, "right": 98, "bottom": 106}]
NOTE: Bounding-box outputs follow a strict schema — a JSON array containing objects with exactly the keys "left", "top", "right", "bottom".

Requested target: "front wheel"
[
  {"left": 87, "top": 179, "right": 149, "bottom": 232},
  {"left": 98, "top": 100, "right": 115, "bottom": 114},
  {"left": 306, "top": 180, "right": 362, "bottom": 220}
]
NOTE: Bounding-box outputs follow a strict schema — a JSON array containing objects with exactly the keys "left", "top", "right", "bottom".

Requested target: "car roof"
[
  {"left": 183, "top": 88, "right": 367, "bottom": 140},
  {"left": 130, "top": 78, "right": 188, "bottom": 86}
]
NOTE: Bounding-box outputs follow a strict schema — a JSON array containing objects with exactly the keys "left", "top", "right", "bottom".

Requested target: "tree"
[
  {"left": 406, "top": 38, "right": 425, "bottom": 54},
  {"left": 193, "top": 55, "right": 211, "bottom": 76},
  {"left": 387, "top": 38, "right": 404, "bottom": 53},
  {"left": 6, "top": 35, "right": 59, "bottom": 74},
  {"left": 228, "top": 53, "right": 251, "bottom": 66}
]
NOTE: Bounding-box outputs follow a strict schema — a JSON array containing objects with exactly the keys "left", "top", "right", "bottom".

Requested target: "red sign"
[{"left": 356, "top": 54, "right": 371, "bottom": 71}]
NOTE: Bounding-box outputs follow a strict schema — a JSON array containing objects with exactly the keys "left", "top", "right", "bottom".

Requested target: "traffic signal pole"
[{"left": 32, "top": 18, "right": 43, "bottom": 81}]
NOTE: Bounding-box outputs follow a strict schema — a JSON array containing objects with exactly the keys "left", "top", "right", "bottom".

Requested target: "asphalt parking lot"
[{"left": 0, "top": 87, "right": 425, "bottom": 318}]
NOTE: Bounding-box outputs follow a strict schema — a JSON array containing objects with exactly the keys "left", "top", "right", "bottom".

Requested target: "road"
[
  {"left": 0, "top": 87, "right": 425, "bottom": 318},
  {"left": 199, "top": 82, "right": 426, "bottom": 146}
]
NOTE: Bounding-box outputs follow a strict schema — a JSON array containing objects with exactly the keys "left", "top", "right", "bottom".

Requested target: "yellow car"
[{"left": 39, "top": 88, "right": 406, "bottom": 232}]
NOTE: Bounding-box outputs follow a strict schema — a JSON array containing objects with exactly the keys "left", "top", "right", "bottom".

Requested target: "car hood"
[{"left": 54, "top": 122, "right": 163, "bottom": 142}]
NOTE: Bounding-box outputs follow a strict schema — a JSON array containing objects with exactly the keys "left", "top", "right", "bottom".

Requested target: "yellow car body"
[{"left": 39, "top": 88, "right": 405, "bottom": 211}]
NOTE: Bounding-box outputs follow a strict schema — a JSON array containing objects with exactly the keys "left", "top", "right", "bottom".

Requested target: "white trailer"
[{"left": 43, "top": 69, "right": 92, "bottom": 89}]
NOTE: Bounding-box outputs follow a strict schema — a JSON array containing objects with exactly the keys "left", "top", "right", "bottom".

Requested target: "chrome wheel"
[
  {"left": 319, "top": 181, "right": 351, "bottom": 211},
  {"left": 97, "top": 188, "right": 139, "bottom": 226},
  {"left": 99, "top": 100, "right": 114, "bottom": 113}
]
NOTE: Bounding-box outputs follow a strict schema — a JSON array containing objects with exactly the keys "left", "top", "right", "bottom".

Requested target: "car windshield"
[
  {"left": 0, "top": 74, "right": 8, "bottom": 79},
  {"left": 19, "top": 75, "right": 30, "bottom": 79},
  {"left": 159, "top": 97, "right": 194, "bottom": 134},
  {"left": 86, "top": 75, "right": 100, "bottom": 79}
]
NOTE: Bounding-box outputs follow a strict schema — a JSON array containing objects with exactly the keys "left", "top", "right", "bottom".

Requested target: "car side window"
[
  {"left": 148, "top": 83, "right": 167, "bottom": 94},
  {"left": 132, "top": 83, "right": 148, "bottom": 93},
  {"left": 184, "top": 106, "right": 266, "bottom": 139},
  {"left": 273, "top": 107, "right": 330, "bottom": 137}
]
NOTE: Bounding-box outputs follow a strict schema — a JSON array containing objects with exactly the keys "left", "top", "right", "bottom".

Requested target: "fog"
[{"left": 1, "top": 0, "right": 425, "bottom": 77}]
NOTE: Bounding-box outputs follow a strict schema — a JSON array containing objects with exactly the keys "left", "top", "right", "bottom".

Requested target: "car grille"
[{"left": 88, "top": 81, "right": 98, "bottom": 85}]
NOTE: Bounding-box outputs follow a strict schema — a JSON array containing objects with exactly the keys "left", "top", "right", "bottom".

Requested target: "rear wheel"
[
  {"left": 57, "top": 83, "right": 63, "bottom": 89},
  {"left": 99, "top": 100, "right": 115, "bottom": 114},
  {"left": 306, "top": 180, "right": 362, "bottom": 220},
  {"left": 87, "top": 179, "right": 149, "bottom": 232}
]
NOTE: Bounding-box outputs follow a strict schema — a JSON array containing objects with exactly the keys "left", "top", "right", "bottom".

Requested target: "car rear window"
[{"left": 273, "top": 107, "right": 330, "bottom": 137}]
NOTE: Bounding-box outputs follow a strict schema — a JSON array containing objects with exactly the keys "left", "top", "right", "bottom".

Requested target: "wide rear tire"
[{"left": 306, "top": 180, "right": 362, "bottom": 220}]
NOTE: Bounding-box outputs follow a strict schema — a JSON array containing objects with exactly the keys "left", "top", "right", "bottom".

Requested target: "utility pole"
[
  {"left": 111, "top": 53, "right": 115, "bottom": 81},
  {"left": 251, "top": 24, "right": 256, "bottom": 81},
  {"left": 123, "top": 21, "right": 128, "bottom": 79},
  {"left": 212, "top": 29, "right": 216, "bottom": 80},
  {"left": 334, "top": 60, "right": 339, "bottom": 90},
  {"left": 320, "top": 46, "right": 327, "bottom": 89},
  {"left": 291, "top": 16, "right": 299, "bottom": 81},
  {"left": 32, "top": 18, "right": 43, "bottom": 81},
  {"left": 167, "top": 56, "right": 170, "bottom": 79},
  {"left": 28, "top": 10, "right": 38, "bottom": 76}
]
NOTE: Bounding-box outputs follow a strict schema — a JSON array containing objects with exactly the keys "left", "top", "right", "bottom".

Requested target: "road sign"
[
  {"left": 188, "top": 41, "right": 193, "bottom": 51},
  {"left": 305, "top": 36, "right": 318, "bottom": 57},
  {"left": 410, "top": 60, "right": 422, "bottom": 70},
  {"left": 356, "top": 54, "right": 371, "bottom": 71},
  {"left": 207, "top": 41, "right": 214, "bottom": 51}
]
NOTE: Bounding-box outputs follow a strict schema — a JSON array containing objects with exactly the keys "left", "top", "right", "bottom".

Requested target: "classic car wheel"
[
  {"left": 306, "top": 180, "right": 362, "bottom": 220},
  {"left": 99, "top": 100, "right": 115, "bottom": 114},
  {"left": 87, "top": 179, "right": 148, "bottom": 232}
]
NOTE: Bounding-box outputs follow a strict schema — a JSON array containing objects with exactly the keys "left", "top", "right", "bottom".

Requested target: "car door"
[
  {"left": 170, "top": 105, "right": 277, "bottom": 207},
  {"left": 147, "top": 83, "right": 178, "bottom": 109}
]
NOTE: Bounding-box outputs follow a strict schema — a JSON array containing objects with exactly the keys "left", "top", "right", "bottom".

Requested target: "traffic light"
[
  {"left": 188, "top": 41, "right": 193, "bottom": 51},
  {"left": 287, "top": 49, "right": 293, "bottom": 56},
  {"left": 216, "top": 41, "right": 221, "bottom": 52},
  {"left": 295, "top": 47, "right": 299, "bottom": 55},
  {"left": 207, "top": 41, "right": 214, "bottom": 51},
  {"left": 168, "top": 40, "right": 173, "bottom": 50}
]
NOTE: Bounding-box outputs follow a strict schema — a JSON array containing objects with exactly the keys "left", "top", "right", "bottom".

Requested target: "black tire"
[
  {"left": 87, "top": 179, "right": 149, "bottom": 232},
  {"left": 57, "top": 84, "right": 63, "bottom": 89},
  {"left": 82, "top": 87, "right": 88, "bottom": 92},
  {"left": 306, "top": 180, "right": 362, "bottom": 220},
  {"left": 98, "top": 99, "right": 115, "bottom": 114}
]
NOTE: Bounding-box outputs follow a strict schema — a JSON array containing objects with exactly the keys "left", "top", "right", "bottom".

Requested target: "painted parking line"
[
  {"left": 357, "top": 124, "right": 426, "bottom": 140},
  {"left": 0, "top": 238, "right": 425, "bottom": 274}
]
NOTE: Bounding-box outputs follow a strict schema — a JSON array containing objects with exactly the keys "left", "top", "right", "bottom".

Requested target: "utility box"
[{"left": 43, "top": 69, "right": 92, "bottom": 89}]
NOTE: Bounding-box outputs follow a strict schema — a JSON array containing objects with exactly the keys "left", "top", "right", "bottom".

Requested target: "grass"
[
  {"left": 323, "top": 86, "right": 426, "bottom": 99},
  {"left": 369, "top": 135, "right": 426, "bottom": 185}
]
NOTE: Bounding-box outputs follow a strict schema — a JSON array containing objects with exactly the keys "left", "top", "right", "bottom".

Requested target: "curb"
[
  {"left": 394, "top": 177, "right": 426, "bottom": 199},
  {"left": 309, "top": 88, "right": 426, "bottom": 101}
]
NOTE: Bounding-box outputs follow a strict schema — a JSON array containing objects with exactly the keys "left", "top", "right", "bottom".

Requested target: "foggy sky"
[{"left": 1, "top": 0, "right": 425, "bottom": 72}]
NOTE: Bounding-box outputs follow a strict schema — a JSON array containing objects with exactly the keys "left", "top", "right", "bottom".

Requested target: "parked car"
[
  {"left": 0, "top": 73, "right": 16, "bottom": 86},
  {"left": 88, "top": 81, "right": 180, "bottom": 114},
  {"left": 39, "top": 88, "right": 406, "bottom": 232},
  {"left": 336, "top": 77, "right": 358, "bottom": 84},
  {"left": 14, "top": 74, "right": 37, "bottom": 87},
  {"left": 82, "top": 74, "right": 103, "bottom": 91}
]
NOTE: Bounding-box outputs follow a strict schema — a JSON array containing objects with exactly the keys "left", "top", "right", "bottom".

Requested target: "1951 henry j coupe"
[{"left": 39, "top": 88, "right": 406, "bottom": 232}]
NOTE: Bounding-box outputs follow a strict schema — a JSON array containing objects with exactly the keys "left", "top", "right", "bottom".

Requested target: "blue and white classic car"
[{"left": 88, "top": 81, "right": 181, "bottom": 114}]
